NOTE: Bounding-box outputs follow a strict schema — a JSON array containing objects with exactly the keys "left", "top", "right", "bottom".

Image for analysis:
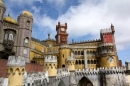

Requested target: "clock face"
[
  {"left": 61, "top": 28, "right": 65, "bottom": 31},
  {"left": 25, "top": 39, "right": 28, "bottom": 43},
  {"left": 23, "top": 49, "right": 27, "bottom": 54},
  {"left": 108, "top": 56, "right": 114, "bottom": 63}
]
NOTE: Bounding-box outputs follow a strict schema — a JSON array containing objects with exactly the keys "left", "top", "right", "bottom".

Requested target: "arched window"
[
  {"left": 26, "top": 21, "right": 30, "bottom": 27},
  {"left": 4, "top": 34, "right": 8, "bottom": 40},
  {"left": 9, "top": 33, "right": 13, "bottom": 40},
  {"left": 76, "top": 60, "right": 78, "bottom": 65},
  {"left": 88, "top": 60, "right": 90, "bottom": 64},
  {"left": 82, "top": 60, "right": 84, "bottom": 64},
  {"left": 94, "top": 60, "right": 96, "bottom": 64},
  {"left": 25, "top": 38, "right": 29, "bottom": 44},
  {"left": 81, "top": 51, "right": 84, "bottom": 55}
]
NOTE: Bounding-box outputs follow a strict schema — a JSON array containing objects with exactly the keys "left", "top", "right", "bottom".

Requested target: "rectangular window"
[{"left": 42, "top": 48, "right": 44, "bottom": 52}]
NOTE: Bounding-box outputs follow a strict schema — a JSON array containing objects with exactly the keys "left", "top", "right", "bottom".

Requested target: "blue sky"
[{"left": 2, "top": 0, "right": 130, "bottom": 65}]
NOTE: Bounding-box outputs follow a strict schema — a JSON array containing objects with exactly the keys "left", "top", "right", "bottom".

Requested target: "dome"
[
  {"left": 22, "top": 11, "right": 32, "bottom": 16},
  {"left": 0, "top": 0, "right": 4, "bottom": 4},
  {"left": 4, "top": 16, "right": 17, "bottom": 24}
]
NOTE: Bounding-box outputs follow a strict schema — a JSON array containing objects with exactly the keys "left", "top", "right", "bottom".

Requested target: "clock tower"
[{"left": 55, "top": 22, "right": 68, "bottom": 45}]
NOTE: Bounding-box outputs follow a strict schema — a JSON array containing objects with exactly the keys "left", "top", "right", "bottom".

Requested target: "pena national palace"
[{"left": 0, "top": 0, "right": 130, "bottom": 86}]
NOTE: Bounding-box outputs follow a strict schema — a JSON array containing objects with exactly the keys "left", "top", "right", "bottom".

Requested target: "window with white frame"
[
  {"left": 8, "top": 33, "right": 13, "bottom": 40},
  {"left": 42, "top": 47, "right": 44, "bottom": 52}
]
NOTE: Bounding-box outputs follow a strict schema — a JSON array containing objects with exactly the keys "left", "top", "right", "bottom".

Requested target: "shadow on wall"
[{"left": 78, "top": 77, "right": 93, "bottom": 86}]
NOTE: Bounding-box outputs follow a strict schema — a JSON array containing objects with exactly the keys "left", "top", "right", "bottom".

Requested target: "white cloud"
[
  {"left": 46, "top": 0, "right": 66, "bottom": 9},
  {"left": 32, "top": 0, "right": 130, "bottom": 51}
]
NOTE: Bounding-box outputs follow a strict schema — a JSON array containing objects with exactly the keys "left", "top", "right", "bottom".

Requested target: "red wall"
[
  {"left": 0, "top": 59, "right": 7, "bottom": 78},
  {"left": 26, "top": 63, "right": 43, "bottom": 73},
  {"left": 103, "top": 34, "right": 113, "bottom": 43}
]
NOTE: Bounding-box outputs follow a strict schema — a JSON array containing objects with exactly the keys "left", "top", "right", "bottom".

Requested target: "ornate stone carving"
[{"left": 3, "top": 40, "right": 14, "bottom": 50}]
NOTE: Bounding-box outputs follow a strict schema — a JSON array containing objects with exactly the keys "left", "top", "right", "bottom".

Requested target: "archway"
[
  {"left": 78, "top": 77, "right": 93, "bottom": 86},
  {"left": 62, "top": 64, "right": 65, "bottom": 68},
  {"left": 58, "top": 80, "right": 66, "bottom": 86}
]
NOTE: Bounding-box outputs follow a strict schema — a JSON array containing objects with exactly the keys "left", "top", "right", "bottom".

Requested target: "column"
[{"left": 84, "top": 49, "right": 88, "bottom": 68}]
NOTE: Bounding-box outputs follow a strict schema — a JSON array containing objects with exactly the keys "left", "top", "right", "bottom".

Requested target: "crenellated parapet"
[
  {"left": 44, "top": 55, "right": 57, "bottom": 63},
  {"left": 44, "top": 55, "right": 57, "bottom": 77},
  {"left": 69, "top": 39, "right": 101, "bottom": 44},
  {"left": 23, "top": 71, "right": 49, "bottom": 86},
  {"left": 7, "top": 56, "right": 25, "bottom": 86},
  {"left": 7, "top": 56, "right": 25, "bottom": 67},
  {"left": 100, "top": 28, "right": 112, "bottom": 34},
  {"left": 56, "top": 68, "right": 70, "bottom": 79},
  {"left": 75, "top": 67, "right": 126, "bottom": 75}
]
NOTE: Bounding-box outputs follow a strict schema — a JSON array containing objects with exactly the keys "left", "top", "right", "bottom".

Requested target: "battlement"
[
  {"left": 44, "top": 55, "right": 57, "bottom": 63},
  {"left": 60, "top": 44, "right": 69, "bottom": 48},
  {"left": 76, "top": 67, "right": 126, "bottom": 75},
  {"left": 56, "top": 22, "right": 67, "bottom": 31},
  {"left": 56, "top": 68, "right": 70, "bottom": 79},
  {"left": 7, "top": 56, "right": 25, "bottom": 67},
  {"left": 100, "top": 28, "right": 112, "bottom": 34},
  {"left": 98, "top": 43, "right": 114, "bottom": 47},
  {"left": 69, "top": 39, "right": 101, "bottom": 44},
  {"left": 23, "top": 71, "right": 49, "bottom": 86}
]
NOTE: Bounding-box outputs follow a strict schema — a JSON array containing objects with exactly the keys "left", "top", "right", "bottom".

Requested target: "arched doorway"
[
  {"left": 62, "top": 64, "right": 65, "bottom": 68},
  {"left": 58, "top": 80, "right": 66, "bottom": 86},
  {"left": 78, "top": 77, "right": 93, "bottom": 86}
]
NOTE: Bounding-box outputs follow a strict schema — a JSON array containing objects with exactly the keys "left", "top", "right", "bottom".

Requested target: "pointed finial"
[
  {"left": 48, "top": 34, "right": 50, "bottom": 39},
  {"left": 111, "top": 23, "right": 114, "bottom": 27},
  {"left": 8, "top": 12, "right": 10, "bottom": 17}
]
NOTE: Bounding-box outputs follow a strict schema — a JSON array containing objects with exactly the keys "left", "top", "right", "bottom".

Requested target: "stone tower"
[
  {"left": 6, "top": 56, "right": 25, "bottom": 86},
  {"left": 58, "top": 45, "right": 71, "bottom": 68},
  {"left": 66, "top": 52, "right": 77, "bottom": 86},
  {"left": 55, "top": 22, "right": 68, "bottom": 45},
  {"left": 0, "top": 0, "right": 6, "bottom": 22},
  {"left": 44, "top": 55, "right": 57, "bottom": 77},
  {"left": 66, "top": 52, "right": 75, "bottom": 71},
  {"left": 44, "top": 55, "right": 57, "bottom": 86},
  {"left": 99, "top": 24, "right": 118, "bottom": 67},
  {"left": 17, "top": 11, "right": 33, "bottom": 63}
]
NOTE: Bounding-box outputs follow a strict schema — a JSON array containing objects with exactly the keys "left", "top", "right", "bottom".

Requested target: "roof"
[
  {"left": 3, "top": 16, "right": 17, "bottom": 24},
  {"left": 0, "top": 0, "right": 3, "bottom": 4},
  {"left": 31, "top": 37, "right": 48, "bottom": 47},
  {"left": 22, "top": 11, "right": 32, "bottom": 16}
]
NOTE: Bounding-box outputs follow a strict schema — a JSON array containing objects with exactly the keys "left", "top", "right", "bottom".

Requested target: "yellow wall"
[
  {"left": 30, "top": 41, "right": 47, "bottom": 60},
  {"left": 7, "top": 67, "right": 25, "bottom": 86},
  {"left": 44, "top": 62, "right": 57, "bottom": 77},
  {"left": 66, "top": 60, "right": 75, "bottom": 71},
  {"left": 100, "top": 55, "right": 117, "bottom": 67},
  {"left": 58, "top": 48, "right": 71, "bottom": 68}
]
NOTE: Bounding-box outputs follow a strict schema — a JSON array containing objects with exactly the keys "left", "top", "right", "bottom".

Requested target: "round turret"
[
  {"left": 44, "top": 55, "right": 57, "bottom": 77},
  {"left": 59, "top": 46, "right": 71, "bottom": 68},
  {"left": 66, "top": 52, "right": 75, "bottom": 71},
  {"left": 0, "top": 0, "right": 6, "bottom": 21},
  {"left": 16, "top": 10, "right": 33, "bottom": 63},
  {"left": 7, "top": 56, "right": 25, "bottom": 86}
]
